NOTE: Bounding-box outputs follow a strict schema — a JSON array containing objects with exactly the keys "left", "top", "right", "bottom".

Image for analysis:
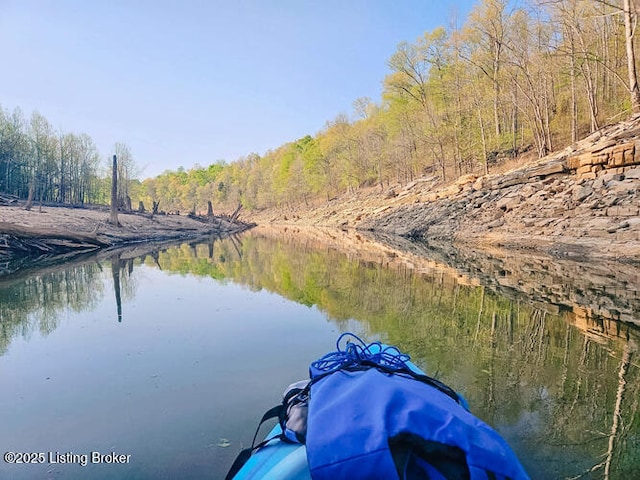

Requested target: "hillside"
[{"left": 249, "top": 116, "right": 640, "bottom": 262}]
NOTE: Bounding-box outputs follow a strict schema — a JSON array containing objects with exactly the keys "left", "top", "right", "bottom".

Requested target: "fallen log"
[
  {"left": 0, "top": 193, "right": 18, "bottom": 204},
  {"left": 0, "top": 222, "right": 108, "bottom": 246},
  {"left": 0, "top": 222, "right": 109, "bottom": 261},
  {"left": 230, "top": 203, "right": 242, "bottom": 223}
]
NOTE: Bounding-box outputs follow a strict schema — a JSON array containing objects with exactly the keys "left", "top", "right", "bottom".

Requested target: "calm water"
[{"left": 0, "top": 228, "right": 638, "bottom": 479}]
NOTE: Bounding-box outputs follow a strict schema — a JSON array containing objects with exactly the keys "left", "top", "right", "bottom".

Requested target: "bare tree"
[
  {"left": 591, "top": 0, "right": 640, "bottom": 114},
  {"left": 623, "top": 0, "right": 640, "bottom": 113},
  {"left": 113, "top": 142, "right": 136, "bottom": 210},
  {"left": 467, "top": 0, "right": 510, "bottom": 137},
  {"left": 109, "top": 154, "right": 120, "bottom": 226}
]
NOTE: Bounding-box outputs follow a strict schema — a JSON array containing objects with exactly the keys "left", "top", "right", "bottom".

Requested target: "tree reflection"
[
  {"left": 111, "top": 258, "right": 123, "bottom": 322},
  {"left": 603, "top": 340, "right": 638, "bottom": 479},
  {"left": 0, "top": 262, "right": 104, "bottom": 355},
  {"left": 1, "top": 230, "right": 639, "bottom": 478}
]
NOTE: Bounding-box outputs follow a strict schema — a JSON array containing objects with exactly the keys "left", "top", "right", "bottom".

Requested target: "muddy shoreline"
[{"left": 0, "top": 203, "right": 254, "bottom": 275}]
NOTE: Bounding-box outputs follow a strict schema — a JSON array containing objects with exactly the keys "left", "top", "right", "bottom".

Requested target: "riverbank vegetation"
[
  {"left": 2, "top": 0, "right": 640, "bottom": 217},
  {"left": 0, "top": 106, "right": 138, "bottom": 207}
]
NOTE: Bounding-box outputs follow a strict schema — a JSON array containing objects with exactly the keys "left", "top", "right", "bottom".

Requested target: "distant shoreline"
[{"left": 0, "top": 203, "right": 254, "bottom": 273}]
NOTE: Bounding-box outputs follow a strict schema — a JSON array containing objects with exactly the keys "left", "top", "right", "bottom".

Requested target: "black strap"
[
  {"left": 252, "top": 405, "right": 282, "bottom": 446},
  {"left": 340, "top": 361, "right": 463, "bottom": 405},
  {"left": 389, "top": 433, "right": 471, "bottom": 480},
  {"left": 224, "top": 405, "right": 283, "bottom": 480},
  {"left": 225, "top": 448, "right": 253, "bottom": 480}
]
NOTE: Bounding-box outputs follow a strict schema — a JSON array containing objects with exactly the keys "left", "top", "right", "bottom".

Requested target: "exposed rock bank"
[
  {"left": 254, "top": 117, "right": 640, "bottom": 262},
  {"left": 362, "top": 119, "right": 640, "bottom": 261}
]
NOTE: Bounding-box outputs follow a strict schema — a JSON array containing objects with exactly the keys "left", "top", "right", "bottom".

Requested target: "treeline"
[
  {"left": 141, "top": 0, "right": 640, "bottom": 214},
  {"left": 4, "top": 0, "right": 639, "bottom": 216},
  {"left": 0, "top": 106, "right": 137, "bottom": 207},
  {"left": 138, "top": 162, "right": 225, "bottom": 214}
]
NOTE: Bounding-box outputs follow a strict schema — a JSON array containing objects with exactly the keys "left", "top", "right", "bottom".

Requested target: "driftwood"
[
  {"left": 0, "top": 222, "right": 108, "bottom": 260},
  {"left": 187, "top": 208, "right": 255, "bottom": 234},
  {"left": 230, "top": 203, "right": 242, "bottom": 223},
  {"left": 0, "top": 222, "right": 106, "bottom": 245},
  {"left": 0, "top": 193, "right": 18, "bottom": 205}
]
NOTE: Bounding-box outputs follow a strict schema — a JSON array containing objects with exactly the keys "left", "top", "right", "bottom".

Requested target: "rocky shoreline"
[
  {"left": 252, "top": 117, "right": 640, "bottom": 263},
  {"left": 3, "top": 118, "right": 640, "bottom": 270}
]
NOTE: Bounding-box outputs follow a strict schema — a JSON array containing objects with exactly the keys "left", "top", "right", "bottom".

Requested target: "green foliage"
[
  {"left": 137, "top": 160, "right": 228, "bottom": 213},
  {"left": 0, "top": 105, "right": 135, "bottom": 206},
  {"left": 145, "top": 0, "right": 638, "bottom": 212},
  {"left": 5, "top": 0, "right": 637, "bottom": 213}
]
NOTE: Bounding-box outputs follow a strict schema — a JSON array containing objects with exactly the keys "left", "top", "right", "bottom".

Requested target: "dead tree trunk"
[
  {"left": 109, "top": 155, "right": 120, "bottom": 226},
  {"left": 624, "top": 0, "right": 640, "bottom": 113},
  {"left": 207, "top": 200, "right": 214, "bottom": 220},
  {"left": 230, "top": 203, "right": 242, "bottom": 223},
  {"left": 24, "top": 182, "right": 35, "bottom": 211}
]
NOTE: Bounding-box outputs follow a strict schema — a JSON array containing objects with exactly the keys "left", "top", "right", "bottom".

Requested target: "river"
[{"left": 0, "top": 226, "right": 638, "bottom": 479}]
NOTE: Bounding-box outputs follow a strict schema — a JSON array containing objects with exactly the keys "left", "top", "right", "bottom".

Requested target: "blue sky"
[{"left": 1, "top": 1, "right": 476, "bottom": 178}]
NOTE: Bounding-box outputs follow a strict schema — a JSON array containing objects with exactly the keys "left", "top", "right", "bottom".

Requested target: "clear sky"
[{"left": 1, "top": 0, "right": 477, "bottom": 179}]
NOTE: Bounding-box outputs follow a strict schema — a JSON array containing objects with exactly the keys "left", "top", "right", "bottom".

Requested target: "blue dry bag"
[{"left": 304, "top": 334, "right": 529, "bottom": 480}]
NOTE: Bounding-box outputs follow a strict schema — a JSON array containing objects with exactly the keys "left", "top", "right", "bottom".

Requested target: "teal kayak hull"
[{"left": 233, "top": 425, "right": 310, "bottom": 480}]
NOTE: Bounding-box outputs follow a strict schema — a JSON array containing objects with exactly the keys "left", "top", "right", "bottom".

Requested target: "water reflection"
[
  {"left": 0, "top": 247, "right": 142, "bottom": 347},
  {"left": 0, "top": 261, "right": 103, "bottom": 355},
  {"left": 0, "top": 229, "right": 638, "bottom": 478}
]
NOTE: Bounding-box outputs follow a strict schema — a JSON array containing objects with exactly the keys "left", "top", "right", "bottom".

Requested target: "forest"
[
  {"left": 2, "top": 0, "right": 640, "bottom": 215},
  {"left": 0, "top": 105, "right": 138, "bottom": 208}
]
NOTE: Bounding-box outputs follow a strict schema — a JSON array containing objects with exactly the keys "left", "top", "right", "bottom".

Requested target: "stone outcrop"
[
  {"left": 359, "top": 116, "right": 640, "bottom": 262},
  {"left": 251, "top": 116, "right": 640, "bottom": 262}
]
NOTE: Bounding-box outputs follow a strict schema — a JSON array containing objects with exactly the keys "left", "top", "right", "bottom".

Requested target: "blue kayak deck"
[{"left": 234, "top": 425, "right": 310, "bottom": 480}]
